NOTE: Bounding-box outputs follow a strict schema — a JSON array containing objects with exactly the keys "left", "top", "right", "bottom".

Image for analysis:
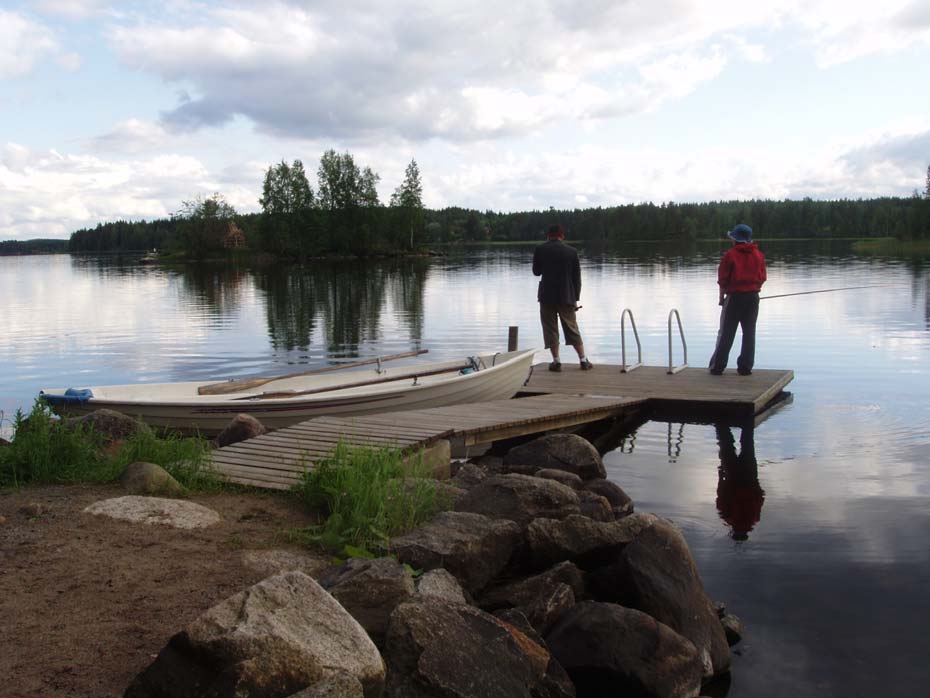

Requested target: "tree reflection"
[
  {"left": 253, "top": 258, "right": 430, "bottom": 356},
  {"left": 715, "top": 421, "right": 765, "bottom": 541}
]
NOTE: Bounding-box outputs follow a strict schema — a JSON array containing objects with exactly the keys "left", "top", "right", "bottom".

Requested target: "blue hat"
[{"left": 728, "top": 223, "right": 753, "bottom": 243}]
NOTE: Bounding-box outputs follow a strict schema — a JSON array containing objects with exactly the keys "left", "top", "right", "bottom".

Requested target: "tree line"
[{"left": 60, "top": 156, "right": 930, "bottom": 257}]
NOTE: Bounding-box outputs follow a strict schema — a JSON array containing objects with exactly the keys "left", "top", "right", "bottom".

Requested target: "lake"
[{"left": 2, "top": 242, "right": 929, "bottom": 697}]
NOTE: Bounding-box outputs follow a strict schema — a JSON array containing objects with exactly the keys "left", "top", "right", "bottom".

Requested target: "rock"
[
  {"left": 64, "top": 408, "right": 149, "bottom": 443},
  {"left": 492, "top": 608, "right": 546, "bottom": 647},
  {"left": 319, "top": 557, "right": 415, "bottom": 648},
  {"left": 720, "top": 614, "right": 743, "bottom": 646},
  {"left": 534, "top": 469, "right": 583, "bottom": 489},
  {"left": 586, "top": 517, "right": 730, "bottom": 679},
  {"left": 415, "top": 569, "right": 469, "bottom": 606},
  {"left": 0, "top": 515, "right": 6, "bottom": 525},
  {"left": 119, "top": 462, "right": 187, "bottom": 497},
  {"left": 450, "top": 462, "right": 487, "bottom": 490},
  {"left": 524, "top": 513, "right": 658, "bottom": 570},
  {"left": 454, "top": 474, "right": 580, "bottom": 527},
  {"left": 577, "top": 491, "right": 612, "bottom": 521},
  {"left": 467, "top": 454, "right": 503, "bottom": 473},
  {"left": 523, "top": 582, "right": 575, "bottom": 636},
  {"left": 124, "top": 571, "right": 385, "bottom": 698},
  {"left": 501, "top": 463, "right": 542, "bottom": 476},
  {"left": 398, "top": 477, "right": 466, "bottom": 507},
  {"left": 241, "top": 549, "right": 331, "bottom": 579},
  {"left": 213, "top": 414, "right": 267, "bottom": 448},
  {"left": 503, "top": 434, "right": 605, "bottom": 481},
  {"left": 383, "top": 598, "right": 549, "bottom": 697},
  {"left": 389, "top": 511, "right": 521, "bottom": 594},
  {"left": 83, "top": 496, "right": 220, "bottom": 529},
  {"left": 546, "top": 601, "right": 703, "bottom": 698},
  {"left": 287, "top": 671, "right": 364, "bottom": 697},
  {"left": 581, "top": 479, "right": 634, "bottom": 518},
  {"left": 19, "top": 502, "right": 45, "bottom": 517},
  {"left": 287, "top": 670, "right": 364, "bottom": 697},
  {"left": 478, "top": 561, "right": 585, "bottom": 612},
  {"left": 535, "top": 657, "right": 577, "bottom": 698}
]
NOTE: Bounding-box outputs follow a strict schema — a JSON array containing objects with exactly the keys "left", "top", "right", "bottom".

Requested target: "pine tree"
[{"left": 925, "top": 164, "right": 930, "bottom": 199}]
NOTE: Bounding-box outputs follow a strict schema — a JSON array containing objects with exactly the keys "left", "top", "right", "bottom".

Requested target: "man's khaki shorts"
[{"left": 540, "top": 303, "right": 582, "bottom": 349}]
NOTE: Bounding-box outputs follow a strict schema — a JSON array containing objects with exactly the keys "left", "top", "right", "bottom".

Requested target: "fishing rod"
[{"left": 760, "top": 284, "right": 885, "bottom": 300}]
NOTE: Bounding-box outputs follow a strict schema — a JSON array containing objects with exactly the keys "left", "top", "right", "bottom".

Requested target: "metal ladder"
[{"left": 620, "top": 307, "right": 688, "bottom": 374}]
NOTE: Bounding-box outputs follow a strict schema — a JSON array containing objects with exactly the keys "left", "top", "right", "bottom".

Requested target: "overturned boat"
[{"left": 40, "top": 349, "right": 537, "bottom": 435}]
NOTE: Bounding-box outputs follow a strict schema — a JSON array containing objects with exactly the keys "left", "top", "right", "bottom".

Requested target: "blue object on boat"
[
  {"left": 459, "top": 367, "right": 476, "bottom": 375},
  {"left": 41, "top": 388, "right": 94, "bottom": 405}
]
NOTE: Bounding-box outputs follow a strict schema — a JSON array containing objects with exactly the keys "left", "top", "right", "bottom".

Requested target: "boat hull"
[{"left": 41, "top": 350, "right": 537, "bottom": 435}]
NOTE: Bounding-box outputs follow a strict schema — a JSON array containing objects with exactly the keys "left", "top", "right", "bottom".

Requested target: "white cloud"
[{"left": 0, "top": 10, "right": 60, "bottom": 78}]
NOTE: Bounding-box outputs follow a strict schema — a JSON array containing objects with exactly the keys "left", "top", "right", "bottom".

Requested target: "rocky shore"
[{"left": 116, "top": 428, "right": 742, "bottom": 698}]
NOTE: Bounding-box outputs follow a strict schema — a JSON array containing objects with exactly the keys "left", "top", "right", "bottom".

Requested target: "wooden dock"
[
  {"left": 521, "top": 363, "right": 794, "bottom": 418},
  {"left": 211, "top": 394, "right": 644, "bottom": 489}
]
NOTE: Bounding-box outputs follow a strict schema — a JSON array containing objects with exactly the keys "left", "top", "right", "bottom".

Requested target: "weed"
[{"left": 292, "top": 440, "right": 452, "bottom": 557}]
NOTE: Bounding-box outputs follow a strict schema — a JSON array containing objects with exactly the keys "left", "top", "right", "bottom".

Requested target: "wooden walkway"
[
  {"left": 211, "top": 394, "right": 643, "bottom": 489},
  {"left": 521, "top": 363, "right": 794, "bottom": 417}
]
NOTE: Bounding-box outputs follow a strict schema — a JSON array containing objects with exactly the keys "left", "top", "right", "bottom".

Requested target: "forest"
[{"left": 28, "top": 154, "right": 930, "bottom": 257}]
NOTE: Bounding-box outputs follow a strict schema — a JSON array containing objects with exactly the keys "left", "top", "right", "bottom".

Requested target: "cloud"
[
  {"left": 0, "top": 10, "right": 61, "bottom": 78},
  {"left": 103, "top": 1, "right": 766, "bottom": 143},
  {"left": 0, "top": 142, "right": 257, "bottom": 240},
  {"left": 34, "top": 0, "right": 109, "bottom": 19}
]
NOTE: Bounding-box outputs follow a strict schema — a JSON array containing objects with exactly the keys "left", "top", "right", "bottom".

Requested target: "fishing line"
[{"left": 760, "top": 285, "right": 886, "bottom": 300}]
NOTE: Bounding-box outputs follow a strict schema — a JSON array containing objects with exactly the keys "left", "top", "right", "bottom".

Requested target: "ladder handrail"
[
  {"left": 667, "top": 308, "right": 688, "bottom": 374},
  {"left": 620, "top": 308, "right": 643, "bottom": 372}
]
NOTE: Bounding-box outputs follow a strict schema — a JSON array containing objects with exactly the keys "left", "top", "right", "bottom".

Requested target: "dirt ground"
[{"left": 0, "top": 484, "right": 330, "bottom": 698}]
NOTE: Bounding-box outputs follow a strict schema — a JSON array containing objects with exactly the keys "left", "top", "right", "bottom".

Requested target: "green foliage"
[
  {"left": 108, "top": 428, "right": 217, "bottom": 491},
  {"left": 391, "top": 159, "right": 425, "bottom": 250},
  {"left": 0, "top": 402, "right": 215, "bottom": 490},
  {"left": 0, "top": 403, "right": 108, "bottom": 486},
  {"left": 174, "top": 192, "right": 238, "bottom": 259},
  {"left": 291, "top": 441, "right": 451, "bottom": 556},
  {"left": 260, "top": 160, "right": 314, "bottom": 214}
]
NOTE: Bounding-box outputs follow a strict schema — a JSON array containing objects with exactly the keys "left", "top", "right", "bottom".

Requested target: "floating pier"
[
  {"left": 211, "top": 394, "right": 644, "bottom": 489},
  {"left": 210, "top": 358, "right": 793, "bottom": 489}
]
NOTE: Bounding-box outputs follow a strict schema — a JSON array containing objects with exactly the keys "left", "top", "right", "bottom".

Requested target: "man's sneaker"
[
  {"left": 738, "top": 369, "right": 752, "bottom": 376},
  {"left": 709, "top": 368, "right": 724, "bottom": 375},
  {"left": 548, "top": 360, "right": 562, "bottom": 372},
  {"left": 579, "top": 358, "right": 594, "bottom": 371}
]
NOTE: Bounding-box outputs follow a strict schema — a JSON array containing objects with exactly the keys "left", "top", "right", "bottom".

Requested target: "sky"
[{"left": 2, "top": 0, "right": 930, "bottom": 241}]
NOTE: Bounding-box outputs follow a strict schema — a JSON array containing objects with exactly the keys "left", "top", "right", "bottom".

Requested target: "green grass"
[
  {"left": 0, "top": 401, "right": 216, "bottom": 490},
  {"left": 291, "top": 440, "right": 452, "bottom": 557}
]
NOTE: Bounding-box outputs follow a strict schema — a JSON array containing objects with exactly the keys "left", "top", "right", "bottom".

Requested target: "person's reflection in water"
[{"left": 715, "top": 421, "right": 765, "bottom": 541}]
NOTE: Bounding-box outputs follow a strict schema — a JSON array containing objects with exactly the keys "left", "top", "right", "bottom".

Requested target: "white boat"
[{"left": 40, "top": 349, "right": 537, "bottom": 435}]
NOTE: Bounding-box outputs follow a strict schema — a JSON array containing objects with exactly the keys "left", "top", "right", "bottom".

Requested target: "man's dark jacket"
[{"left": 533, "top": 239, "right": 581, "bottom": 305}]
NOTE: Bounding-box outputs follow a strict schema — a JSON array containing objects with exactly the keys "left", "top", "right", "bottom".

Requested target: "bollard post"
[{"left": 508, "top": 326, "right": 519, "bottom": 351}]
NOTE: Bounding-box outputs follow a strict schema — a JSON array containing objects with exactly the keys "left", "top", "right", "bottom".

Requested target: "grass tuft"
[
  {"left": 291, "top": 440, "right": 451, "bottom": 557},
  {"left": 0, "top": 401, "right": 216, "bottom": 491}
]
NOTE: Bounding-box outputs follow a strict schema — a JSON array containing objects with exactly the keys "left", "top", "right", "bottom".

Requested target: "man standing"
[
  {"left": 532, "top": 224, "right": 593, "bottom": 372},
  {"left": 709, "top": 223, "right": 767, "bottom": 375}
]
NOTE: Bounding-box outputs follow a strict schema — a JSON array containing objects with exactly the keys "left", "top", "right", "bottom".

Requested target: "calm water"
[{"left": 2, "top": 243, "right": 929, "bottom": 697}]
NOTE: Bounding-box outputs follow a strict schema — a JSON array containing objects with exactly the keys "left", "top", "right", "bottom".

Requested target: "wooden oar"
[
  {"left": 197, "top": 349, "right": 429, "bottom": 395},
  {"left": 235, "top": 361, "right": 473, "bottom": 401}
]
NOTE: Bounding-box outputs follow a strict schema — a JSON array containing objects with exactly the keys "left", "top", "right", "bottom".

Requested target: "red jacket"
[{"left": 718, "top": 243, "right": 766, "bottom": 294}]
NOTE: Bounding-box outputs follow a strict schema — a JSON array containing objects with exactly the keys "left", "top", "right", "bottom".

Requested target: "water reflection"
[{"left": 715, "top": 422, "right": 765, "bottom": 541}]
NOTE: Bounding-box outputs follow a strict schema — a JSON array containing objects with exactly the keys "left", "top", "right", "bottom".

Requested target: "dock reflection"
[{"left": 715, "top": 421, "right": 765, "bottom": 541}]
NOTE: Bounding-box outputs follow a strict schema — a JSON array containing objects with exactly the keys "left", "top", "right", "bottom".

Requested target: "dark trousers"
[{"left": 710, "top": 292, "right": 759, "bottom": 373}]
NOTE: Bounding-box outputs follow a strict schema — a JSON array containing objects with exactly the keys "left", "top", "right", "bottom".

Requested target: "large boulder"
[
  {"left": 524, "top": 513, "right": 658, "bottom": 570},
  {"left": 389, "top": 511, "right": 521, "bottom": 594},
  {"left": 449, "top": 462, "right": 487, "bottom": 490},
  {"left": 119, "top": 461, "right": 187, "bottom": 497},
  {"left": 64, "top": 408, "right": 149, "bottom": 443},
  {"left": 546, "top": 601, "right": 703, "bottom": 698},
  {"left": 504, "top": 434, "right": 605, "bottom": 481},
  {"left": 383, "top": 598, "right": 550, "bottom": 697},
  {"left": 478, "top": 561, "right": 585, "bottom": 612},
  {"left": 586, "top": 517, "right": 730, "bottom": 679},
  {"left": 319, "top": 557, "right": 415, "bottom": 648},
  {"left": 213, "top": 414, "right": 267, "bottom": 448},
  {"left": 581, "top": 479, "right": 633, "bottom": 518},
  {"left": 576, "top": 491, "right": 612, "bottom": 522},
  {"left": 535, "top": 469, "right": 584, "bottom": 490},
  {"left": 124, "top": 571, "right": 385, "bottom": 698},
  {"left": 414, "top": 569, "right": 469, "bottom": 606},
  {"left": 84, "top": 496, "right": 219, "bottom": 530},
  {"left": 454, "top": 474, "right": 580, "bottom": 527},
  {"left": 287, "top": 671, "right": 364, "bottom": 697}
]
